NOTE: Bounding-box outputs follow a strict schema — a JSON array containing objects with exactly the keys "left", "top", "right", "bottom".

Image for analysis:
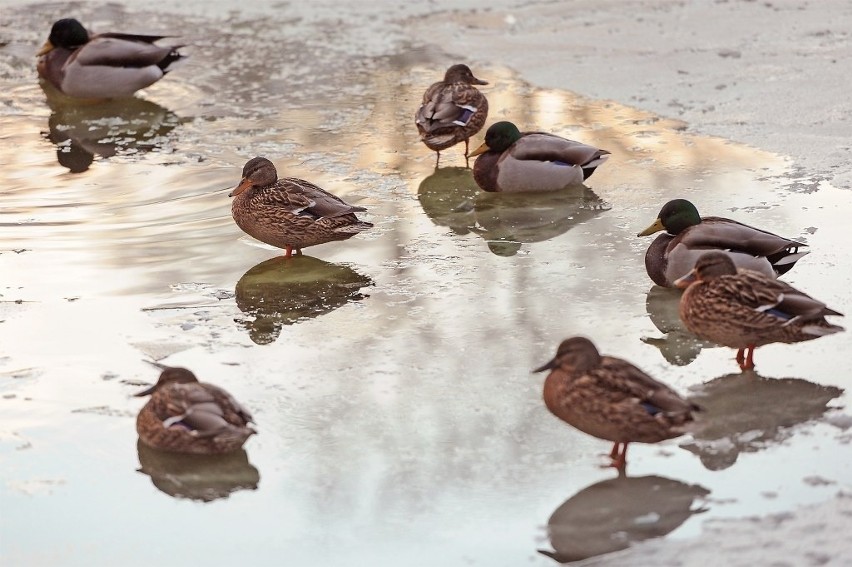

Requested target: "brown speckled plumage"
[
  {"left": 415, "top": 64, "right": 489, "bottom": 166},
  {"left": 676, "top": 252, "right": 844, "bottom": 370},
  {"left": 135, "top": 366, "right": 256, "bottom": 455},
  {"left": 230, "top": 157, "right": 372, "bottom": 258},
  {"left": 534, "top": 337, "right": 698, "bottom": 471}
]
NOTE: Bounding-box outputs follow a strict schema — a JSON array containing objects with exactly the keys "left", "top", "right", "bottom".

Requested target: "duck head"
[{"left": 229, "top": 157, "right": 279, "bottom": 197}]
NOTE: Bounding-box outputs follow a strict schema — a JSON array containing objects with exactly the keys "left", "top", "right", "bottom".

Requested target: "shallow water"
[{"left": 1, "top": 3, "right": 851, "bottom": 566}]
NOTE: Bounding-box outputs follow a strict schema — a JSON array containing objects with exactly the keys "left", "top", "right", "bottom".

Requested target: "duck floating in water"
[
  {"left": 229, "top": 157, "right": 373, "bottom": 259},
  {"left": 415, "top": 64, "right": 489, "bottom": 167},
  {"left": 534, "top": 337, "right": 699, "bottom": 471},
  {"left": 675, "top": 251, "right": 844, "bottom": 371},
  {"left": 638, "top": 199, "right": 808, "bottom": 287},
  {"left": 135, "top": 365, "right": 256, "bottom": 455},
  {"left": 469, "top": 121, "right": 610, "bottom": 192},
  {"left": 37, "top": 18, "right": 185, "bottom": 99}
]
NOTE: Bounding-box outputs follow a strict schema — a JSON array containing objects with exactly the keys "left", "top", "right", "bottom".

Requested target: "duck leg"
[
  {"left": 735, "top": 347, "right": 746, "bottom": 368},
  {"left": 284, "top": 245, "right": 293, "bottom": 259},
  {"left": 608, "top": 442, "right": 621, "bottom": 460},
  {"left": 464, "top": 138, "right": 470, "bottom": 168},
  {"left": 611, "top": 443, "right": 628, "bottom": 472},
  {"left": 743, "top": 345, "right": 756, "bottom": 370},
  {"left": 736, "top": 345, "right": 757, "bottom": 370},
  {"left": 434, "top": 151, "right": 441, "bottom": 169},
  {"left": 600, "top": 442, "right": 627, "bottom": 472}
]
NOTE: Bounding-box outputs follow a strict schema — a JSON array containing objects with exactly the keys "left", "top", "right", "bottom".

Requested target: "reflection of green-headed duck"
[
  {"left": 469, "top": 121, "right": 609, "bottom": 192},
  {"left": 37, "top": 18, "right": 185, "bottom": 99},
  {"left": 415, "top": 64, "right": 489, "bottom": 166},
  {"left": 676, "top": 252, "right": 843, "bottom": 371},
  {"left": 135, "top": 366, "right": 256, "bottom": 455},
  {"left": 534, "top": 337, "right": 698, "bottom": 471},
  {"left": 638, "top": 199, "right": 809, "bottom": 287},
  {"left": 230, "top": 157, "right": 373, "bottom": 259}
]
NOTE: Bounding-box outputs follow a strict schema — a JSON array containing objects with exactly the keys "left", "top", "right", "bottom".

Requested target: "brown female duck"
[
  {"left": 469, "top": 121, "right": 610, "bottom": 192},
  {"left": 534, "top": 337, "right": 699, "bottom": 471},
  {"left": 135, "top": 365, "right": 256, "bottom": 455},
  {"left": 638, "top": 199, "right": 808, "bottom": 287},
  {"left": 415, "top": 64, "right": 489, "bottom": 167},
  {"left": 675, "top": 252, "right": 844, "bottom": 370},
  {"left": 229, "top": 157, "right": 373, "bottom": 258},
  {"left": 37, "top": 18, "right": 185, "bottom": 99}
]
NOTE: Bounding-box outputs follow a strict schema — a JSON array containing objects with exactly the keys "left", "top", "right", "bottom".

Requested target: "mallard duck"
[
  {"left": 135, "top": 365, "right": 256, "bottom": 455},
  {"left": 415, "top": 64, "right": 489, "bottom": 167},
  {"left": 36, "top": 18, "right": 185, "bottom": 99},
  {"left": 638, "top": 199, "right": 809, "bottom": 287},
  {"left": 533, "top": 337, "right": 699, "bottom": 471},
  {"left": 469, "top": 121, "right": 610, "bottom": 192},
  {"left": 229, "top": 157, "right": 373, "bottom": 259},
  {"left": 675, "top": 252, "right": 844, "bottom": 370}
]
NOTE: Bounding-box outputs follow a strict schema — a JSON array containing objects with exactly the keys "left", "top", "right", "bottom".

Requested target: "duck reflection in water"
[
  {"left": 642, "top": 285, "right": 717, "bottom": 366},
  {"left": 417, "top": 167, "right": 610, "bottom": 256},
  {"left": 235, "top": 255, "right": 373, "bottom": 344},
  {"left": 539, "top": 475, "right": 709, "bottom": 563},
  {"left": 136, "top": 440, "right": 259, "bottom": 502},
  {"left": 41, "top": 90, "right": 182, "bottom": 172},
  {"left": 681, "top": 372, "right": 843, "bottom": 470}
]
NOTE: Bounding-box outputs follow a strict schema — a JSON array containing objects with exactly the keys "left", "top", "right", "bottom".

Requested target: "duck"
[
  {"left": 229, "top": 157, "right": 373, "bottom": 259},
  {"left": 675, "top": 251, "right": 844, "bottom": 371},
  {"left": 638, "top": 199, "right": 809, "bottom": 287},
  {"left": 135, "top": 365, "right": 256, "bottom": 455},
  {"left": 533, "top": 336, "right": 699, "bottom": 471},
  {"left": 36, "top": 18, "right": 185, "bottom": 99},
  {"left": 415, "top": 64, "right": 489, "bottom": 167},
  {"left": 469, "top": 121, "right": 610, "bottom": 192}
]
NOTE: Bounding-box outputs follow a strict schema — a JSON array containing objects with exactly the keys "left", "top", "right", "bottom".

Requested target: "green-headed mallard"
[
  {"left": 675, "top": 252, "right": 844, "bottom": 370},
  {"left": 469, "top": 121, "right": 610, "bottom": 192},
  {"left": 415, "top": 64, "right": 489, "bottom": 167},
  {"left": 229, "top": 157, "right": 373, "bottom": 259},
  {"left": 638, "top": 199, "right": 808, "bottom": 287},
  {"left": 135, "top": 365, "right": 256, "bottom": 455},
  {"left": 533, "top": 337, "right": 699, "bottom": 471},
  {"left": 37, "top": 18, "right": 185, "bottom": 99}
]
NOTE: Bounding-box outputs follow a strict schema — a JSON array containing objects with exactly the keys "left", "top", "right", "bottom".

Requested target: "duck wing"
[
  {"left": 98, "top": 32, "right": 173, "bottom": 43},
  {"left": 733, "top": 272, "right": 843, "bottom": 321},
  {"left": 680, "top": 217, "right": 806, "bottom": 256},
  {"left": 279, "top": 177, "right": 366, "bottom": 219},
  {"left": 510, "top": 133, "right": 610, "bottom": 167},
  {"left": 75, "top": 36, "right": 178, "bottom": 67},
  {"left": 595, "top": 358, "right": 698, "bottom": 415},
  {"left": 416, "top": 83, "right": 484, "bottom": 132},
  {"left": 158, "top": 383, "right": 253, "bottom": 437}
]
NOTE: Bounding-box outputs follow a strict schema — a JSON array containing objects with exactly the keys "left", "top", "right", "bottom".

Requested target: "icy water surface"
[{"left": 1, "top": 3, "right": 851, "bottom": 566}]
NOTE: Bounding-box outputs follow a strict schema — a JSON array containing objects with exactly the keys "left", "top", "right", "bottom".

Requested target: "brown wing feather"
[{"left": 594, "top": 358, "right": 696, "bottom": 414}]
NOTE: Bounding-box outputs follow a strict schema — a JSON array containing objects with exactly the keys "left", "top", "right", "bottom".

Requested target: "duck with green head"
[
  {"left": 468, "top": 121, "right": 610, "bottom": 192},
  {"left": 37, "top": 18, "right": 186, "bottom": 99},
  {"left": 675, "top": 252, "right": 844, "bottom": 371},
  {"left": 534, "top": 337, "right": 699, "bottom": 471},
  {"left": 638, "top": 199, "right": 809, "bottom": 288}
]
